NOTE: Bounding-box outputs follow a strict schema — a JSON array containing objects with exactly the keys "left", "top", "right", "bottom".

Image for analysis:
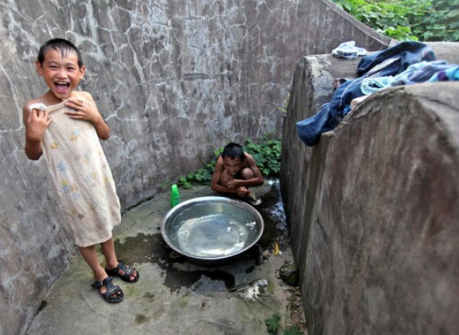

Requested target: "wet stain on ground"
[
  {"left": 114, "top": 233, "right": 169, "bottom": 265},
  {"left": 114, "top": 181, "right": 290, "bottom": 295},
  {"left": 257, "top": 183, "right": 290, "bottom": 250},
  {"left": 135, "top": 314, "right": 149, "bottom": 324},
  {"left": 115, "top": 233, "right": 265, "bottom": 293}
]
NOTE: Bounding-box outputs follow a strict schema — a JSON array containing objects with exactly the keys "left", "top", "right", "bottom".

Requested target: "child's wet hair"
[
  {"left": 37, "top": 38, "right": 83, "bottom": 68},
  {"left": 222, "top": 142, "right": 246, "bottom": 160}
]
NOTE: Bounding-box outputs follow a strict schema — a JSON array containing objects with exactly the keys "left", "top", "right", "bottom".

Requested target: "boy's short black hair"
[
  {"left": 37, "top": 38, "right": 83, "bottom": 68},
  {"left": 222, "top": 142, "right": 246, "bottom": 160}
]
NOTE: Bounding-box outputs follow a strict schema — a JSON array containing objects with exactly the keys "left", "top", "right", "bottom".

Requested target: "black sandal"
[
  {"left": 248, "top": 192, "right": 262, "bottom": 206},
  {"left": 91, "top": 277, "right": 124, "bottom": 303},
  {"left": 106, "top": 260, "right": 139, "bottom": 283}
]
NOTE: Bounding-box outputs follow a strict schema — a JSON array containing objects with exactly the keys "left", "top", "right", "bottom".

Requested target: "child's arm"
[
  {"left": 23, "top": 103, "right": 52, "bottom": 160},
  {"left": 211, "top": 164, "right": 250, "bottom": 199},
  {"left": 210, "top": 158, "right": 230, "bottom": 193},
  {"left": 210, "top": 158, "right": 252, "bottom": 198},
  {"left": 65, "top": 92, "right": 110, "bottom": 140},
  {"left": 210, "top": 157, "right": 245, "bottom": 195},
  {"left": 228, "top": 154, "right": 264, "bottom": 188}
]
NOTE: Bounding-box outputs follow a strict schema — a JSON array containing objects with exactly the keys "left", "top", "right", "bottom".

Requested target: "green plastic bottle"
[{"left": 170, "top": 184, "right": 181, "bottom": 208}]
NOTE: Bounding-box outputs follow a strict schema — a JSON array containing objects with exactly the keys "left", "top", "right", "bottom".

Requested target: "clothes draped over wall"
[{"left": 296, "top": 41, "right": 459, "bottom": 146}]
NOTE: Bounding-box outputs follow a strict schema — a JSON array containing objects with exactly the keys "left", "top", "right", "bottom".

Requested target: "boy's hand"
[
  {"left": 24, "top": 106, "right": 52, "bottom": 160},
  {"left": 235, "top": 186, "right": 250, "bottom": 198},
  {"left": 26, "top": 107, "right": 52, "bottom": 142},
  {"left": 65, "top": 98, "right": 101, "bottom": 123},
  {"left": 226, "top": 179, "right": 240, "bottom": 190},
  {"left": 64, "top": 96, "right": 110, "bottom": 140}
]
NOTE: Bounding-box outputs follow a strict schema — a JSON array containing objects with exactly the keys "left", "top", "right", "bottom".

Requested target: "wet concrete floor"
[{"left": 27, "top": 182, "right": 298, "bottom": 335}]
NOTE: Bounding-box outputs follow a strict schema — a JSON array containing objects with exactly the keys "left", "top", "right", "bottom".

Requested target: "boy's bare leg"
[
  {"left": 219, "top": 168, "right": 253, "bottom": 199},
  {"left": 99, "top": 238, "right": 118, "bottom": 270},
  {"left": 240, "top": 167, "right": 254, "bottom": 179},
  {"left": 100, "top": 237, "right": 138, "bottom": 282},
  {"left": 219, "top": 169, "right": 234, "bottom": 185},
  {"left": 79, "top": 245, "right": 122, "bottom": 299},
  {"left": 79, "top": 245, "right": 108, "bottom": 282}
]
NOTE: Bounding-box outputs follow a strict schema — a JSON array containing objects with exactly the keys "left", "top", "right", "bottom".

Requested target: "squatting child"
[
  {"left": 210, "top": 142, "right": 264, "bottom": 205},
  {"left": 23, "top": 38, "right": 139, "bottom": 303}
]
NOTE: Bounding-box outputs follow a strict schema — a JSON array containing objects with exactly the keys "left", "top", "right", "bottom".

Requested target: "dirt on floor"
[{"left": 286, "top": 286, "right": 307, "bottom": 334}]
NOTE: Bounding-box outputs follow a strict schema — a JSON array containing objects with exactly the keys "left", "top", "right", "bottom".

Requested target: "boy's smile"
[
  {"left": 223, "top": 157, "right": 242, "bottom": 176},
  {"left": 36, "top": 49, "right": 85, "bottom": 102}
]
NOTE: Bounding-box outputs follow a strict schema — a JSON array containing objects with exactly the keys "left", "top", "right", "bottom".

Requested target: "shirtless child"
[{"left": 210, "top": 142, "right": 264, "bottom": 205}]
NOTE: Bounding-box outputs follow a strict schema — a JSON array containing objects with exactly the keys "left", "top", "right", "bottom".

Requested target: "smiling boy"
[
  {"left": 25, "top": 40, "right": 109, "bottom": 160},
  {"left": 23, "top": 38, "right": 139, "bottom": 303}
]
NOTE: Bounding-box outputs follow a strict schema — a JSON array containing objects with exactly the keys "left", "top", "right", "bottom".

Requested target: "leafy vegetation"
[
  {"left": 411, "top": 0, "right": 459, "bottom": 42},
  {"left": 177, "top": 134, "right": 282, "bottom": 189},
  {"left": 264, "top": 314, "right": 302, "bottom": 335},
  {"left": 331, "top": 0, "right": 459, "bottom": 42},
  {"left": 265, "top": 313, "right": 281, "bottom": 333},
  {"left": 244, "top": 137, "right": 282, "bottom": 177}
]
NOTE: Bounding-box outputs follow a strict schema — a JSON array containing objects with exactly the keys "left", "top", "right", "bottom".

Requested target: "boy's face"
[
  {"left": 36, "top": 48, "right": 85, "bottom": 101},
  {"left": 223, "top": 157, "right": 242, "bottom": 176}
]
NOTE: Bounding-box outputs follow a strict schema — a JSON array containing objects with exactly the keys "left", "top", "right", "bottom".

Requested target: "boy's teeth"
[{"left": 55, "top": 82, "right": 69, "bottom": 93}]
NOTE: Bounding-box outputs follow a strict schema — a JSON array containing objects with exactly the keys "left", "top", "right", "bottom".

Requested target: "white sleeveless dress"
[{"left": 41, "top": 100, "right": 121, "bottom": 247}]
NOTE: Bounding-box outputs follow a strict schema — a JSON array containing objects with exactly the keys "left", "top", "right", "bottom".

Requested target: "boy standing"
[
  {"left": 211, "top": 142, "right": 264, "bottom": 205},
  {"left": 23, "top": 38, "right": 138, "bottom": 303}
]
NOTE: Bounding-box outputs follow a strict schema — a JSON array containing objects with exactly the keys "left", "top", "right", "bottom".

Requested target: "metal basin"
[{"left": 161, "top": 196, "right": 264, "bottom": 261}]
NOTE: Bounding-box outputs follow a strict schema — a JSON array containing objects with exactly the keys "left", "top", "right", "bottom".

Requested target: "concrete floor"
[{"left": 27, "top": 183, "right": 298, "bottom": 335}]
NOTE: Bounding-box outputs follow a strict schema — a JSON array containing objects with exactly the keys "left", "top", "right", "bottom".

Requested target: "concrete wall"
[
  {"left": 281, "top": 46, "right": 459, "bottom": 334},
  {"left": 0, "top": 1, "right": 391, "bottom": 334}
]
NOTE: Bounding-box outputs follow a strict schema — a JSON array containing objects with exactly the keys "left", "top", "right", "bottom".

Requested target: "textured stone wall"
[
  {"left": 281, "top": 47, "right": 459, "bottom": 335},
  {"left": 0, "top": 0, "right": 391, "bottom": 334}
]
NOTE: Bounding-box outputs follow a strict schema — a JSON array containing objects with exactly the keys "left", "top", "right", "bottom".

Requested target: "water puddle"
[{"left": 114, "top": 180, "right": 290, "bottom": 295}]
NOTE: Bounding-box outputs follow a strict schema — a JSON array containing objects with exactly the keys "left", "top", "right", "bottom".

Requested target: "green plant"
[
  {"left": 410, "top": 0, "right": 459, "bottom": 42},
  {"left": 244, "top": 136, "right": 282, "bottom": 177},
  {"left": 176, "top": 135, "right": 282, "bottom": 189},
  {"left": 178, "top": 175, "right": 193, "bottom": 189},
  {"left": 157, "top": 179, "right": 171, "bottom": 191},
  {"left": 177, "top": 148, "right": 222, "bottom": 189},
  {"left": 265, "top": 313, "right": 281, "bottom": 333},
  {"left": 264, "top": 314, "right": 303, "bottom": 335},
  {"left": 331, "top": 0, "right": 459, "bottom": 42},
  {"left": 284, "top": 326, "right": 302, "bottom": 335}
]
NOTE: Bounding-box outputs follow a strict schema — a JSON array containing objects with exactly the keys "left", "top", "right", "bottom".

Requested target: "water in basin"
[{"left": 165, "top": 201, "right": 261, "bottom": 259}]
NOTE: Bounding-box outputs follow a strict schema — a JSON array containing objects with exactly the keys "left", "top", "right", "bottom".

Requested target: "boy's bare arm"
[
  {"left": 210, "top": 158, "right": 241, "bottom": 194},
  {"left": 65, "top": 92, "right": 110, "bottom": 140},
  {"left": 210, "top": 159, "right": 229, "bottom": 193}
]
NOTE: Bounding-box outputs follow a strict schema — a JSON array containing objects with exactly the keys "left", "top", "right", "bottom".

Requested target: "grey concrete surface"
[
  {"left": 26, "top": 183, "right": 298, "bottom": 335},
  {"left": 0, "top": 3, "right": 390, "bottom": 332},
  {"left": 281, "top": 48, "right": 459, "bottom": 335}
]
